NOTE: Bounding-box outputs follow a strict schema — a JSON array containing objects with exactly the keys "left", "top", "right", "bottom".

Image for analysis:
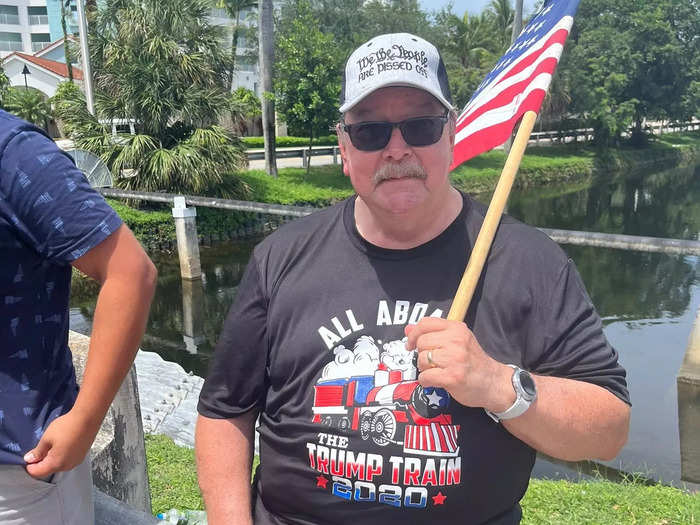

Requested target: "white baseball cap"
[{"left": 339, "top": 33, "right": 453, "bottom": 114}]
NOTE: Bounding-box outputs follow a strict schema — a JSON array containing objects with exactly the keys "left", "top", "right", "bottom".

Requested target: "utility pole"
[
  {"left": 512, "top": 0, "right": 523, "bottom": 43},
  {"left": 75, "top": 0, "right": 95, "bottom": 115}
]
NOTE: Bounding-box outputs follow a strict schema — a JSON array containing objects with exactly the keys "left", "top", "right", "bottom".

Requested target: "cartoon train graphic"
[{"left": 312, "top": 364, "right": 460, "bottom": 457}]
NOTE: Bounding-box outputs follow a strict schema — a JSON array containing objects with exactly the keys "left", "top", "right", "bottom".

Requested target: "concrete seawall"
[{"left": 69, "top": 331, "right": 151, "bottom": 513}]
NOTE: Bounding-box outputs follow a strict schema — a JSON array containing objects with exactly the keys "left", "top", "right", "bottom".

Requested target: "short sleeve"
[
  {"left": 526, "top": 259, "right": 630, "bottom": 405},
  {"left": 0, "top": 128, "right": 122, "bottom": 263},
  {"left": 198, "top": 254, "right": 269, "bottom": 418}
]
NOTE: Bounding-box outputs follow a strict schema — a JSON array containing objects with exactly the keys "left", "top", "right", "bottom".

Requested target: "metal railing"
[
  {"left": 31, "top": 41, "right": 50, "bottom": 52},
  {"left": 0, "top": 40, "right": 23, "bottom": 52},
  {"left": 0, "top": 13, "right": 20, "bottom": 24},
  {"left": 245, "top": 120, "right": 700, "bottom": 165},
  {"left": 28, "top": 14, "right": 49, "bottom": 25},
  {"left": 99, "top": 189, "right": 700, "bottom": 256}
]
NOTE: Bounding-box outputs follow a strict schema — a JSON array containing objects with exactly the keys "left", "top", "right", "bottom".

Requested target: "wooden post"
[
  {"left": 678, "top": 308, "right": 700, "bottom": 483},
  {"left": 181, "top": 278, "right": 205, "bottom": 354},
  {"left": 172, "top": 196, "right": 201, "bottom": 280},
  {"left": 448, "top": 111, "right": 538, "bottom": 321}
]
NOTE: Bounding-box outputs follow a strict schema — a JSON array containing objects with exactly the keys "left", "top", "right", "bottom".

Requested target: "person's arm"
[
  {"left": 196, "top": 411, "right": 258, "bottom": 525},
  {"left": 501, "top": 372, "right": 629, "bottom": 461},
  {"left": 407, "top": 317, "right": 630, "bottom": 462},
  {"left": 24, "top": 224, "right": 157, "bottom": 477}
]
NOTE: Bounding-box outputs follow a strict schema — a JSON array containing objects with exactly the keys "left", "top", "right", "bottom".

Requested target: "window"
[
  {"left": 0, "top": 5, "right": 20, "bottom": 25},
  {"left": 28, "top": 6, "right": 48, "bottom": 25},
  {"left": 31, "top": 33, "right": 51, "bottom": 53},
  {"left": 0, "top": 31, "right": 22, "bottom": 52}
]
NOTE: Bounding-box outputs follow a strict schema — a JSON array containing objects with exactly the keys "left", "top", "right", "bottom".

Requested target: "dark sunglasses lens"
[
  {"left": 350, "top": 123, "right": 392, "bottom": 151},
  {"left": 401, "top": 118, "right": 445, "bottom": 147}
]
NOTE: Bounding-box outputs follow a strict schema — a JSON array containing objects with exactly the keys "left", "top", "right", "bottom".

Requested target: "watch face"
[{"left": 518, "top": 370, "right": 537, "bottom": 398}]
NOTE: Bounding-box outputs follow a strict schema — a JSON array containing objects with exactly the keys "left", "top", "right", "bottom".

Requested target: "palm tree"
[
  {"left": 4, "top": 88, "right": 52, "bottom": 129},
  {"left": 258, "top": 0, "right": 277, "bottom": 176},
  {"left": 60, "top": 0, "right": 73, "bottom": 82},
  {"left": 449, "top": 12, "right": 494, "bottom": 70},
  {"left": 218, "top": 0, "right": 258, "bottom": 92},
  {"left": 0, "top": 69, "right": 9, "bottom": 107},
  {"left": 56, "top": 0, "right": 248, "bottom": 197},
  {"left": 488, "top": 0, "right": 515, "bottom": 53}
]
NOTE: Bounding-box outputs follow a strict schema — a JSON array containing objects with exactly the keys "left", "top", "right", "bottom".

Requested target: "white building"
[
  {"left": 208, "top": 6, "right": 260, "bottom": 96},
  {"left": 2, "top": 37, "right": 82, "bottom": 97},
  {"left": 0, "top": 0, "right": 52, "bottom": 58}
]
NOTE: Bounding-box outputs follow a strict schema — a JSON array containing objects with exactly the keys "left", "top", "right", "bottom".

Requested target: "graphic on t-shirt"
[
  {"left": 306, "top": 301, "right": 463, "bottom": 509},
  {"left": 311, "top": 335, "right": 459, "bottom": 457}
]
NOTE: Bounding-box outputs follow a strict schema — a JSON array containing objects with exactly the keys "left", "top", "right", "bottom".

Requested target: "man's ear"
[{"left": 336, "top": 123, "right": 350, "bottom": 177}]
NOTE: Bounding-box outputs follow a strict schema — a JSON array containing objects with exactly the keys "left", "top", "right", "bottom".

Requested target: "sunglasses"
[{"left": 341, "top": 112, "right": 449, "bottom": 151}]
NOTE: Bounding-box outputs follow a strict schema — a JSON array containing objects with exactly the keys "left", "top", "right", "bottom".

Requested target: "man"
[
  {"left": 196, "top": 33, "right": 630, "bottom": 525},
  {"left": 0, "top": 109, "right": 157, "bottom": 524}
]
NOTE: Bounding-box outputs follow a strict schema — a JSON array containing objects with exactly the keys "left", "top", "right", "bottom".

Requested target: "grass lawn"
[{"left": 145, "top": 434, "right": 700, "bottom": 523}]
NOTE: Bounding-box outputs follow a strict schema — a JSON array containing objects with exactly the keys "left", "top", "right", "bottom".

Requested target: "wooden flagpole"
[{"left": 447, "top": 110, "right": 539, "bottom": 322}]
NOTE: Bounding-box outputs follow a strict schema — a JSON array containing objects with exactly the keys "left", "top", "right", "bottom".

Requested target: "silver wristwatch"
[{"left": 485, "top": 365, "right": 537, "bottom": 423}]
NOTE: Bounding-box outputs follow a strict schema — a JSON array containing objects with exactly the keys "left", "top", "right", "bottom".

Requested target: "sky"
[{"left": 418, "top": 0, "right": 539, "bottom": 17}]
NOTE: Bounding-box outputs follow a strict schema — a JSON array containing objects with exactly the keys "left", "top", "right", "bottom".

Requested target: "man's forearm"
[
  {"left": 502, "top": 375, "right": 630, "bottom": 461},
  {"left": 196, "top": 413, "right": 257, "bottom": 525},
  {"left": 71, "top": 261, "right": 157, "bottom": 431}
]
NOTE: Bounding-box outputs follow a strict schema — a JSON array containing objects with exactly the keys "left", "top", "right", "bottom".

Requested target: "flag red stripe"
[
  {"left": 456, "top": 56, "right": 561, "bottom": 133},
  {"left": 462, "top": 28, "right": 570, "bottom": 119},
  {"left": 451, "top": 92, "right": 546, "bottom": 170}
]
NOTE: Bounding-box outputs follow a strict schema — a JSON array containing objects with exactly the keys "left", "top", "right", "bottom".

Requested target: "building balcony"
[
  {"left": 31, "top": 41, "right": 50, "bottom": 52},
  {"left": 0, "top": 40, "right": 24, "bottom": 52},
  {"left": 0, "top": 14, "right": 20, "bottom": 25},
  {"left": 29, "top": 15, "right": 49, "bottom": 25}
]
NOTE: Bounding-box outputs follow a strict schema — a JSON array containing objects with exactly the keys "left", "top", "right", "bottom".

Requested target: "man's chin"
[{"left": 374, "top": 186, "right": 428, "bottom": 214}]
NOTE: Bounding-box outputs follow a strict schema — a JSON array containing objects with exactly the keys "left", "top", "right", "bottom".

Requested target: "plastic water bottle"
[
  {"left": 156, "top": 509, "right": 184, "bottom": 524},
  {"left": 157, "top": 508, "right": 207, "bottom": 524},
  {"left": 182, "top": 510, "right": 207, "bottom": 524}
]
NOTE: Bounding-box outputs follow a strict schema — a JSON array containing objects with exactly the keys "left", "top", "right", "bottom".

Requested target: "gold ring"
[{"left": 427, "top": 350, "right": 436, "bottom": 368}]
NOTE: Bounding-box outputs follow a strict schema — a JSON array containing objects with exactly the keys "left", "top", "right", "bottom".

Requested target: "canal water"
[{"left": 70, "top": 161, "right": 700, "bottom": 487}]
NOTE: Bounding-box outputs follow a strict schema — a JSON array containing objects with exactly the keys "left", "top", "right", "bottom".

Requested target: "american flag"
[
  {"left": 450, "top": 0, "right": 581, "bottom": 170},
  {"left": 403, "top": 423, "right": 460, "bottom": 457}
]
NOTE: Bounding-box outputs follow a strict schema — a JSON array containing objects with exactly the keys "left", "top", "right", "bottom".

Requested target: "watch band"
[{"left": 485, "top": 365, "right": 537, "bottom": 423}]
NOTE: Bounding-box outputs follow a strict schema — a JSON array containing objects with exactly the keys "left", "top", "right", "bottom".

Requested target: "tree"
[
  {"left": 563, "top": 0, "right": 698, "bottom": 146},
  {"left": 259, "top": 0, "right": 277, "bottom": 176},
  {"left": 487, "top": 0, "right": 514, "bottom": 53},
  {"left": 4, "top": 88, "right": 52, "bottom": 129},
  {"left": 230, "top": 86, "right": 261, "bottom": 134},
  {"left": 60, "top": 0, "right": 74, "bottom": 82},
  {"left": 218, "top": 0, "right": 258, "bottom": 92},
  {"left": 307, "top": 0, "right": 366, "bottom": 56},
  {"left": 433, "top": 7, "right": 498, "bottom": 110},
  {"left": 275, "top": 0, "right": 341, "bottom": 172},
  {"left": 57, "top": 0, "right": 248, "bottom": 196},
  {"left": 0, "top": 69, "right": 9, "bottom": 107},
  {"left": 357, "top": 0, "right": 435, "bottom": 44}
]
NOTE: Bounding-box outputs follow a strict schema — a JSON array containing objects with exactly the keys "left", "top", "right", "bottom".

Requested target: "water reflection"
[{"left": 500, "top": 163, "right": 700, "bottom": 241}]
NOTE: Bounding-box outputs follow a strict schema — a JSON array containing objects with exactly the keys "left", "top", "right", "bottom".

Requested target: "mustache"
[{"left": 373, "top": 162, "right": 428, "bottom": 185}]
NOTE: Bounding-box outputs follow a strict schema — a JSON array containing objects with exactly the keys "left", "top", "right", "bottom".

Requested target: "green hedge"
[
  {"left": 106, "top": 199, "right": 250, "bottom": 247},
  {"left": 237, "top": 165, "right": 352, "bottom": 206},
  {"left": 242, "top": 135, "right": 338, "bottom": 148}
]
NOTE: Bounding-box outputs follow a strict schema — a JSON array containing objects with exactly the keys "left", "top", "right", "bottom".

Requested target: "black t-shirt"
[{"left": 198, "top": 193, "right": 629, "bottom": 525}]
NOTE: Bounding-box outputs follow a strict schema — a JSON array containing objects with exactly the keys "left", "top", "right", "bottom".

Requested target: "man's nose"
[{"left": 382, "top": 126, "right": 412, "bottom": 161}]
